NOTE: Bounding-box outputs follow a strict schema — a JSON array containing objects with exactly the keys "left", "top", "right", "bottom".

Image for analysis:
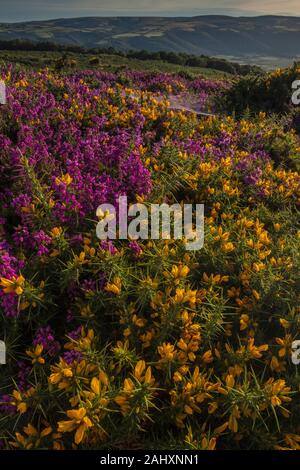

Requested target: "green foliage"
[
  {"left": 220, "top": 63, "right": 300, "bottom": 116},
  {"left": 0, "top": 39, "right": 260, "bottom": 76}
]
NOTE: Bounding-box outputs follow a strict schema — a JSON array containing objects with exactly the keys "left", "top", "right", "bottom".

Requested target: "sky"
[{"left": 1, "top": 0, "right": 300, "bottom": 22}]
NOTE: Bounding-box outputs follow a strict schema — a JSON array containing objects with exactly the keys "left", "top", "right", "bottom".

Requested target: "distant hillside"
[
  {"left": 0, "top": 39, "right": 262, "bottom": 76},
  {"left": 0, "top": 15, "right": 300, "bottom": 67}
]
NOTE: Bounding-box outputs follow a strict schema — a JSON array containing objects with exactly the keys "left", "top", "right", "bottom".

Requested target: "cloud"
[{"left": 1, "top": 0, "right": 300, "bottom": 22}]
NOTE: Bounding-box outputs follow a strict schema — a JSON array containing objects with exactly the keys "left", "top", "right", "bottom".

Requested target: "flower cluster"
[{"left": 0, "top": 65, "right": 299, "bottom": 450}]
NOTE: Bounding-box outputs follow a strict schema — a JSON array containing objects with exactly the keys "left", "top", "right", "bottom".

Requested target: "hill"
[
  {"left": 0, "top": 15, "right": 300, "bottom": 67},
  {"left": 0, "top": 48, "right": 232, "bottom": 79}
]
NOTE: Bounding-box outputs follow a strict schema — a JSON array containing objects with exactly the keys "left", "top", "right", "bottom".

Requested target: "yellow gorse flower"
[
  {"left": 10, "top": 387, "right": 35, "bottom": 415},
  {"left": 26, "top": 344, "right": 45, "bottom": 365},
  {"left": 11, "top": 424, "right": 52, "bottom": 449},
  {"left": 50, "top": 227, "right": 63, "bottom": 238},
  {"left": 114, "top": 361, "right": 155, "bottom": 416},
  {"left": 105, "top": 276, "right": 122, "bottom": 296},
  {"left": 58, "top": 408, "right": 93, "bottom": 444},
  {"left": 55, "top": 173, "right": 73, "bottom": 186},
  {"left": 0, "top": 275, "right": 25, "bottom": 295}
]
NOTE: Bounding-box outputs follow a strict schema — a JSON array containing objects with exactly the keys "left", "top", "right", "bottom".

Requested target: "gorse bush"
[
  {"left": 0, "top": 66, "right": 300, "bottom": 450},
  {"left": 219, "top": 63, "right": 300, "bottom": 116}
]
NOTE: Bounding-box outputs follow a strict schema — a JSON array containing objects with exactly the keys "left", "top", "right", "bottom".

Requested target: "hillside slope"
[{"left": 0, "top": 15, "right": 300, "bottom": 63}]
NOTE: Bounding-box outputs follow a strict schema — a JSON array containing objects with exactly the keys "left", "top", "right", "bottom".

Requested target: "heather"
[{"left": 0, "top": 65, "right": 300, "bottom": 450}]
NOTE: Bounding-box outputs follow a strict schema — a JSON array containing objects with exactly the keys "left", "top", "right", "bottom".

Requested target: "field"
[
  {"left": 0, "top": 49, "right": 230, "bottom": 78},
  {"left": 0, "top": 58, "right": 300, "bottom": 450}
]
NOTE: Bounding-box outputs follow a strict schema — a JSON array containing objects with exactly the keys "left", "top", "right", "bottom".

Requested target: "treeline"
[
  {"left": 0, "top": 39, "right": 262, "bottom": 75},
  {"left": 0, "top": 39, "right": 87, "bottom": 53},
  {"left": 123, "top": 50, "right": 262, "bottom": 75}
]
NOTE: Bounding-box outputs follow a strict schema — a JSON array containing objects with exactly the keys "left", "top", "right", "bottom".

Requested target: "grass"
[{"left": 0, "top": 50, "right": 231, "bottom": 79}]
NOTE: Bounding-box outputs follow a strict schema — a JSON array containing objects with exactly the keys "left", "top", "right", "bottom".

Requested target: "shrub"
[{"left": 0, "top": 66, "right": 299, "bottom": 450}]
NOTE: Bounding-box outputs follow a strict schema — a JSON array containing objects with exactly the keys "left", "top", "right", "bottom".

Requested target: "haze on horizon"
[{"left": 1, "top": 0, "right": 300, "bottom": 23}]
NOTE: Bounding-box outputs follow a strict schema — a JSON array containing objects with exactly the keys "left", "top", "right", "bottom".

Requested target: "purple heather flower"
[
  {"left": 33, "top": 326, "right": 60, "bottom": 357},
  {"left": 244, "top": 168, "right": 263, "bottom": 186},
  {"left": 67, "top": 326, "right": 82, "bottom": 341},
  {"left": 0, "top": 395, "right": 16, "bottom": 414},
  {"left": 129, "top": 241, "right": 143, "bottom": 257},
  {"left": 63, "top": 350, "right": 83, "bottom": 365},
  {"left": 100, "top": 240, "right": 117, "bottom": 255},
  {"left": 17, "top": 361, "right": 31, "bottom": 391}
]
